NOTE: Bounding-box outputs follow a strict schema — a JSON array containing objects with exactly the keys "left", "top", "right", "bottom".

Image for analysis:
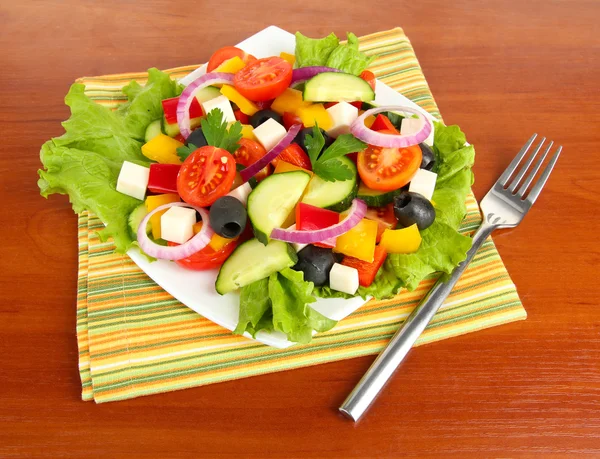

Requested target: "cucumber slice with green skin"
[
  {"left": 215, "top": 238, "right": 297, "bottom": 295},
  {"left": 247, "top": 171, "right": 311, "bottom": 245},
  {"left": 128, "top": 203, "right": 150, "bottom": 238},
  {"left": 301, "top": 156, "right": 358, "bottom": 212},
  {"left": 303, "top": 72, "right": 375, "bottom": 103},
  {"left": 194, "top": 86, "right": 221, "bottom": 103},
  {"left": 144, "top": 120, "right": 162, "bottom": 143},
  {"left": 357, "top": 181, "right": 403, "bottom": 207},
  {"left": 162, "top": 116, "right": 180, "bottom": 137}
]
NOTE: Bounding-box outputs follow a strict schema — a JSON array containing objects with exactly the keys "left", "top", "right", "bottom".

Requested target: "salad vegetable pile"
[{"left": 38, "top": 31, "right": 475, "bottom": 343}]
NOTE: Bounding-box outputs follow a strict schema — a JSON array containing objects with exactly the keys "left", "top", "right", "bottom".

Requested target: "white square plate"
[{"left": 127, "top": 26, "right": 435, "bottom": 349}]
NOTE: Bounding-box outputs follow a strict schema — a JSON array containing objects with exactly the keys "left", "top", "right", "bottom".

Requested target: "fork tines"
[{"left": 499, "top": 134, "right": 562, "bottom": 204}]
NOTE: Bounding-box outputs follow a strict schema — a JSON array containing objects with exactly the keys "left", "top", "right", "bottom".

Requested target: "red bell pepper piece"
[
  {"left": 148, "top": 164, "right": 181, "bottom": 194},
  {"left": 234, "top": 109, "right": 250, "bottom": 124},
  {"left": 342, "top": 244, "right": 388, "bottom": 287},
  {"left": 162, "top": 97, "right": 203, "bottom": 125},
  {"left": 370, "top": 114, "right": 399, "bottom": 134},
  {"left": 296, "top": 202, "right": 340, "bottom": 248}
]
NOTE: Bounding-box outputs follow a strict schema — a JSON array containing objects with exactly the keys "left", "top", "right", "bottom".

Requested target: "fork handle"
[{"left": 339, "top": 221, "right": 495, "bottom": 421}]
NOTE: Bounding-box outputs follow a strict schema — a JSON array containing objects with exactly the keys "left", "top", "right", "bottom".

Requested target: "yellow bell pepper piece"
[
  {"left": 364, "top": 115, "right": 376, "bottom": 129},
  {"left": 240, "top": 124, "right": 256, "bottom": 141},
  {"left": 334, "top": 218, "right": 378, "bottom": 262},
  {"left": 380, "top": 225, "right": 422, "bottom": 254},
  {"left": 280, "top": 52, "right": 295, "bottom": 65},
  {"left": 297, "top": 104, "right": 333, "bottom": 131},
  {"left": 270, "top": 88, "right": 310, "bottom": 115},
  {"left": 215, "top": 56, "right": 246, "bottom": 73},
  {"left": 220, "top": 85, "right": 259, "bottom": 116},
  {"left": 145, "top": 194, "right": 180, "bottom": 239},
  {"left": 273, "top": 160, "right": 313, "bottom": 177},
  {"left": 193, "top": 222, "right": 238, "bottom": 251},
  {"left": 141, "top": 134, "right": 183, "bottom": 165}
]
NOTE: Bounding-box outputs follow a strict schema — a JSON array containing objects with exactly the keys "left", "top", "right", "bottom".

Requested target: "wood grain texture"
[{"left": 1, "top": 0, "right": 599, "bottom": 456}]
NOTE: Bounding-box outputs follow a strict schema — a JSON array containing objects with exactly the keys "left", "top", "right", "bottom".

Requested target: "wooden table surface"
[{"left": 2, "top": 0, "right": 599, "bottom": 456}]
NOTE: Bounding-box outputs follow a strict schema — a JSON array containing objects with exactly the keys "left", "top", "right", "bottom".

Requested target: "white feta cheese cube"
[
  {"left": 160, "top": 206, "right": 196, "bottom": 244},
  {"left": 287, "top": 224, "right": 308, "bottom": 253},
  {"left": 253, "top": 118, "right": 287, "bottom": 151},
  {"left": 329, "top": 263, "right": 359, "bottom": 295},
  {"left": 200, "top": 95, "right": 236, "bottom": 123},
  {"left": 116, "top": 161, "right": 150, "bottom": 200},
  {"left": 401, "top": 116, "right": 434, "bottom": 146},
  {"left": 326, "top": 102, "right": 359, "bottom": 138},
  {"left": 409, "top": 169, "right": 438, "bottom": 201},
  {"left": 227, "top": 182, "right": 252, "bottom": 206}
]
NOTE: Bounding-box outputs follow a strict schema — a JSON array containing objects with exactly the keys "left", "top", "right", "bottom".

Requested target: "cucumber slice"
[
  {"left": 303, "top": 72, "right": 375, "bottom": 103},
  {"left": 215, "top": 238, "right": 297, "bottom": 294},
  {"left": 247, "top": 171, "right": 311, "bottom": 245},
  {"left": 144, "top": 120, "right": 162, "bottom": 143},
  {"left": 301, "top": 156, "right": 358, "bottom": 212},
  {"left": 128, "top": 203, "right": 150, "bottom": 237},
  {"left": 162, "top": 116, "right": 180, "bottom": 137},
  {"left": 357, "top": 181, "right": 403, "bottom": 207},
  {"left": 194, "top": 86, "right": 221, "bottom": 103}
]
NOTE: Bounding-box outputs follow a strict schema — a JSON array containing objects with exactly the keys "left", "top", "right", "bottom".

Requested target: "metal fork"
[{"left": 339, "top": 134, "right": 562, "bottom": 422}]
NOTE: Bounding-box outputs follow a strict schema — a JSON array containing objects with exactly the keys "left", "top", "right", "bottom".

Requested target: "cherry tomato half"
[
  {"left": 357, "top": 130, "right": 422, "bottom": 191},
  {"left": 169, "top": 239, "right": 237, "bottom": 271},
  {"left": 282, "top": 111, "right": 304, "bottom": 131},
  {"left": 177, "top": 146, "right": 236, "bottom": 207},
  {"left": 233, "top": 57, "right": 293, "bottom": 102},
  {"left": 272, "top": 143, "right": 312, "bottom": 171},
  {"left": 234, "top": 138, "right": 271, "bottom": 181},
  {"left": 207, "top": 46, "right": 256, "bottom": 72}
]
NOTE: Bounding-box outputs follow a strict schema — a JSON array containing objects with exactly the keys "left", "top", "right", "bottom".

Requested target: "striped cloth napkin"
[{"left": 76, "top": 28, "right": 526, "bottom": 403}]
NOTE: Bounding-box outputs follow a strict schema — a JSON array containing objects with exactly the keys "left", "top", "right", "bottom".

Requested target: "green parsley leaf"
[
  {"left": 200, "top": 109, "right": 242, "bottom": 155},
  {"left": 312, "top": 158, "right": 354, "bottom": 181},
  {"left": 304, "top": 123, "right": 325, "bottom": 165},
  {"left": 176, "top": 143, "right": 198, "bottom": 162},
  {"left": 318, "top": 134, "right": 366, "bottom": 163}
]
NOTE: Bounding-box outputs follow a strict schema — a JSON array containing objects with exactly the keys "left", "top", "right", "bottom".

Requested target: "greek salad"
[{"left": 38, "top": 32, "right": 475, "bottom": 344}]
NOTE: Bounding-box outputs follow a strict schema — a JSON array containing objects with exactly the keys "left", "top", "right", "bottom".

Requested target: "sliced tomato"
[
  {"left": 357, "top": 130, "right": 422, "bottom": 191},
  {"left": 360, "top": 70, "right": 376, "bottom": 91},
  {"left": 282, "top": 111, "right": 304, "bottom": 130},
  {"left": 169, "top": 239, "right": 237, "bottom": 271},
  {"left": 177, "top": 146, "right": 236, "bottom": 207},
  {"left": 173, "top": 133, "right": 186, "bottom": 144},
  {"left": 207, "top": 46, "right": 256, "bottom": 72},
  {"left": 255, "top": 100, "right": 273, "bottom": 110},
  {"left": 233, "top": 57, "right": 293, "bottom": 102},
  {"left": 271, "top": 143, "right": 312, "bottom": 171},
  {"left": 347, "top": 152, "right": 358, "bottom": 164},
  {"left": 234, "top": 109, "right": 250, "bottom": 124},
  {"left": 365, "top": 204, "right": 397, "bottom": 243},
  {"left": 234, "top": 138, "right": 271, "bottom": 181},
  {"left": 371, "top": 114, "right": 399, "bottom": 134},
  {"left": 342, "top": 244, "right": 387, "bottom": 287}
]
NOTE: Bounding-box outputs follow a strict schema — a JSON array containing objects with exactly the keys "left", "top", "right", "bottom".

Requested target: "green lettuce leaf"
[
  {"left": 294, "top": 32, "right": 339, "bottom": 68},
  {"left": 326, "top": 33, "right": 375, "bottom": 76},
  {"left": 234, "top": 268, "right": 337, "bottom": 343},
  {"left": 38, "top": 69, "right": 178, "bottom": 252},
  {"left": 234, "top": 277, "right": 270, "bottom": 335}
]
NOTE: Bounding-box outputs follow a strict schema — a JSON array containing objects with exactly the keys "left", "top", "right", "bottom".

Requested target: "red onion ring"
[
  {"left": 136, "top": 202, "right": 214, "bottom": 260},
  {"left": 291, "top": 66, "right": 342, "bottom": 85},
  {"left": 176, "top": 72, "right": 234, "bottom": 139},
  {"left": 270, "top": 199, "right": 367, "bottom": 244},
  {"left": 239, "top": 123, "right": 302, "bottom": 182},
  {"left": 350, "top": 105, "right": 433, "bottom": 148}
]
